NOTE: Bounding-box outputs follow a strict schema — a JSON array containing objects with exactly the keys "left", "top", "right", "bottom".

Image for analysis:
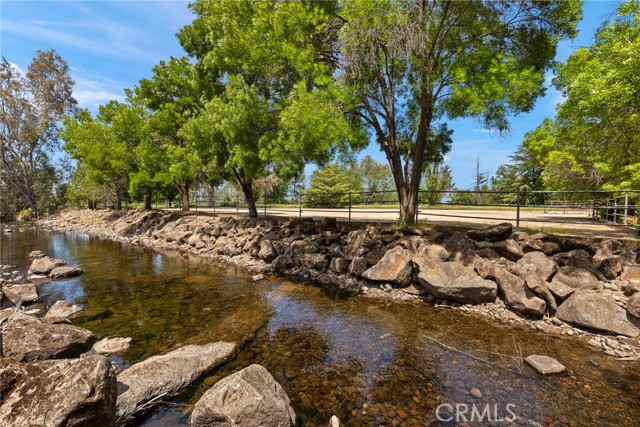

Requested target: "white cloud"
[{"left": 72, "top": 75, "right": 124, "bottom": 108}]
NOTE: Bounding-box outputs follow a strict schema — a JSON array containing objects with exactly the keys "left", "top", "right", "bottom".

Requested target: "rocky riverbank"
[{"left": 39, "top": 209, "right": 640, "bottom": 361}]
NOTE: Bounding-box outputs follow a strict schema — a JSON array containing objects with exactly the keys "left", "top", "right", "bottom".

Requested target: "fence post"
[
  {"left": 298, "top": 193, "right": 302, "bottom": 219},
  {"left": 348, "top": 192, "right": 352, "bottom": 224},
  {"left": 613, "top": 197, "right": 618, "bottom": 224},
  {"left": 515, "top": 189, "right": 521, "bottom": 231},
  {"left": 213, "top": 195, "right": 216, "bottom": 214},
  {"left": 624, "top": 194, "right": 629, "bottom": 225},
  {"left": 235, "top": 195, "right": 239, "bottom": 218}
]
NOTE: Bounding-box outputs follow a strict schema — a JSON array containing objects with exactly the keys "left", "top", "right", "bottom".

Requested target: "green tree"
[
  {"left": 0, "top": 50, "right": 76, "bottom": 218},
  {"left": 339, "top": 0, "right": 581, "bottom": 223},
  {"left": 422, "top": 164, "right": 453, "bottom": 205},
  {"left": 136, "top": 57, "right": 206, "bottom": 211},
  {"left": 304, "top": 164, "right": 362, "bottom": 208},
  {"left": 179, "top": 0, "right": 365, "bottom": 218},
  {"left": 553, "top": 0, "right": 640, "bottom": 190}
]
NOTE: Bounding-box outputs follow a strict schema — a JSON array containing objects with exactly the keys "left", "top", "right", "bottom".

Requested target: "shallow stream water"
[{"left": 1, "top": 223, "right": 639, "bottom": 427}]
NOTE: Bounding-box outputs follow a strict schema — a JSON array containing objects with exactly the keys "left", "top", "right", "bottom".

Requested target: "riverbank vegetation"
[{"left": 3, "top": 1, "right": 639, "bottom": 223}]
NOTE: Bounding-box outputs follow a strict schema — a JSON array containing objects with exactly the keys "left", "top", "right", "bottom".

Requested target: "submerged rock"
[
  {"left": 93, "top": 337, "right": 132, "bottom": 355},
  {"left": 190, "top": 364, "right": 295, "bottom": 427},
  {"left": 116, "top": 342, "right": 237, "bottom": 420},
  {"left": 50, "top": 266, "right": 83, "bottom": 279},
  {"left": 556, "top": 291, "right": 640, "bottom": 337},
  {"left": 0, "top": 355, "right": 117, "bottom": 427},
  {"left": 525, "top": 355, "right": 565, "bottom": 375},
  {"left": 45, "top": 300, "right": 83, "bottom": 318},
  {"left": 362, "top": 246, "right": 413, "bottom": 287},
  {"left": 2, "top": 318, "right": 94, "bottom": 362}
]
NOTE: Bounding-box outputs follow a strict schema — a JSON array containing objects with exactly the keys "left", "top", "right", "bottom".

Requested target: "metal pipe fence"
[{"left": 145, "top": 189, "right": 640, "bottom": 236}]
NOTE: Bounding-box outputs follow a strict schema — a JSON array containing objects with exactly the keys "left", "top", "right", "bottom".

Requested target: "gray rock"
[
  {"left": 509, "top": 231, "right": 530, "bottom": 242},
  {"left": 525, "top": 355, "right": 565, "bottom": 375},
  {"left": 550, "top": 266, "right": 599, "bottom": 291},
  {"left": 329, "top": 257, "right": 349, "bottom": 274},
  {"left": 467, "top": 223, "right": 513, "bottom": 242},
  {"left": 414, "top": 257, "right": 497, "bottom": 304},
  {"left": 0, "top": 355, "right": 117, "bottom": 427},
  {"left": 472, "top": 256, "right": 496, "bottom": 280},
  {"left": 524, "top": 275, "right": 557, "bottom": 313},
  {"left": 362, "top": 246, "right": 413, "bottom": 287},
  {"left": 348, "top": 256, "right": 367, "bottom": 277},
  {"left": 93, "top": 337, "right": 132, "bottom": 355},
  {"left": 190, "top": 364, "right": 296, "bottom": 427},
  {"left": 495, "top": 268, "right": 546, "bottom": 317},
  {"left": 29, "top": 250, "right": 46, "bottom": 259},
  {"left": 443, "top": 232, "right": 476, "bottom": 265},
  {"left": 258, "top": 240, "right": 278, "bottom": 262},
  {"left": 622, "top": 281, "right": 640, "bottom": 296},
  {"left": 417, "top": 244, "right": 449, "bottom": 262},
  {"left": 628, "top": 293, "right": 640, "bottom": 319},
  {"left": 116, "top": 342, "right": 237, "bottom": 420},
  {"left": 272, "top": 255, "right": 292, "bottom": 272},
  {"left": 556, "top": 291, "right": 640, "bottom": 337},
  {"left": 513, "top": 251, "right": 559, "bottom": 281},
  {"left": 45, "top": 300, "right": 83, "bottom": 318},
  {"left": 546, "top": 280, "right": 576, "bottom": 302},
  {"left": 620, "top": 266, "right": 640, "bottom": 284},
  {"left": 2, "top": 318, "right": 94, "bottom": 362},
  {"left": 49, "top": 265, "right": 83, "bottom": 279},
  {"left": 2, "top": 283, "right": 38, "bottom": 306},
  {"left": 491, "top": 239, "right": 524, "bottom": 261},
  {"left": 597, "top": 257, "right": 623, "bottom": 280},
  {"left": 302, "top": 253, "right": 329, "bottom": 270},
  {"left": 28, "top": 256, "right": 67, "bottom": 275}
]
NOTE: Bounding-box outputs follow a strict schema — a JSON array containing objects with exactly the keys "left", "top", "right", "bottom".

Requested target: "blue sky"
[{"left": 1, "top": 0, "right": 621, "bottom": 189}]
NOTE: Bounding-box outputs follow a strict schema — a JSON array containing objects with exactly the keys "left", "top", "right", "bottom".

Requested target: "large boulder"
[
  {"left": 0, "top": 355, "right": 117, "bottom": 427},
  {"left": 547, "top": 266, "right": 599, "bottom": 301},
  {"left": 414, "top": 257, "right": 497, "bottom": 304},
  {"left": 628, "top": 293, "right": 640, "bottom": 319},
  {"left": 2, "top": 318, "right": 93, "bottom": 362},
  {"left": 442, "top": 232, "right": 476, "bottom": 265},
  {"left": 495, "top": 269, "right": 546, "bottom": 317},
  {"left": 620, "top": 266, "right": 640, "bottom": 283},
  {"left": 362, "top": 246, "right": 413, "bottom": 287},
  {"left": 348, "top": 256, "right": 367, "bottom": 277},
  {"left": 467, "top": 223, "right": 513, "bottom": 242},
  {"left": 597, "top": 257, "right": 623, "bottom": 280},
  {"left": 513, "top": 251, "right": 559, "bottom": 281},
  {"left": 28, "top": 256, "right": 66, "bottom": 275},
  {"left": 556, "top": 291, "right": 640, "bottom": 337},
  {"left": 116, "top": 342, "right": 237, "bottom": 420},
  {"left": 45, "top": 300, "right": 83, "bottom": 318},
  {"left": 190, "top": 364, "right": 296, "bottom": 427},
  {"left": 491, "top": 239, "right": 524, "bottom": 261},
  {"left": 50, "top": 266, "right": 83, "bottom": 280},
  {"left": 524, "top": 275, "right": 557, "bottom": 314},
  {"left": 2, "top": 283, "right": 38, "bottom": 306},
  {"left": 93, "top": 337, "right": 132, "bottom": 355},
  {"left": 258, "top": 240, "right": 278, "bottom": 262}
]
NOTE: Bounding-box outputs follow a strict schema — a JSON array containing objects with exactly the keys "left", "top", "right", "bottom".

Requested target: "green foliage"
[
  {"left": 1, "top": 50, "right": 76, "bottom": 218},
  {"left": 304, "top": 164, "right": 362, "bottom": 208},
  {"left": 339, "top": 0, "right": 581, "bottom": 223},
  {"left": 552, "top": 0, "right": 640, "bottom": 190},
  {"left": 422, "top": 164, "right": 453, "bottom": 204}
]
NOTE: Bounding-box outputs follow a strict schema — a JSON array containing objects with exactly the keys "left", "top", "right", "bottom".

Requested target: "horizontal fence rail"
[{"left": 125, "top": 189, "right": 640, "bottom": 238}]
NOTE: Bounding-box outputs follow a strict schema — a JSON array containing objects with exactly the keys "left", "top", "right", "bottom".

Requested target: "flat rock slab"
[
  {"left": 50, "top": 266, "right": 83, "bottom": 279},
  {"left": 93, "top": 337, "right": 132, "bottom": 355},
  {"left": 28, "top": 256, "right": 66, "bottom": 275},
  {"left": 116, "top": 342, "right": 237, "bottom": 420},
  {"left": 556, "top": 291, "right": 640, "bottom": 337},
  {"left": 525, "top": 355, "right": 566, "bottom": 375},
  {"left": 190, "top": 364, "right": 296, "bottom": 427},
  {"left": 414, "top": 257, "right": 497, "bottom": 304},
  {"left": 45, "top": 300, "right": 83, "bottom": 318},
  {"left": 2, "top": 283, "right": 39, "bottom": 306},
  {"left": 362, "top": 245, "right": 413, "bottom": 287},
  {"left": 2, "top": 318, "right": 94, "bottom": 362},
  {"left": 0, "top": 355, "right": 117, "bottom": 427}
]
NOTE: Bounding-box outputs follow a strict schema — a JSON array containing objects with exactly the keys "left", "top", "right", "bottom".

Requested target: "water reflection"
[{"left": 2, "top": 224, "right": 639, "bottom": 427}]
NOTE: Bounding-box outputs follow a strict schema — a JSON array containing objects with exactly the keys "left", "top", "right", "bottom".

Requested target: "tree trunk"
[
  {"left": 240, "top": 182, "right": 258, "bottom": 218},
  {"left": 180, "top": 181, "right": 190, "bottom": 211},
  {"left": 144, "top": 188, "right": 153, "bottom": 210},
  {"left": 207, "top": 185, "right": 215, "bottom": 208},
  {"left": 115, "top": 192, "right": 122, "bottom": 210}
]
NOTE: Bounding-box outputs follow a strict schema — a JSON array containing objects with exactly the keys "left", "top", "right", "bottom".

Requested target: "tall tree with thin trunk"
[
  {"left": 0, "top": 50, "right": 76, "bottom": 218},
  {"left": 339, "top": 0, "right": 581, "bottom": 224}
]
